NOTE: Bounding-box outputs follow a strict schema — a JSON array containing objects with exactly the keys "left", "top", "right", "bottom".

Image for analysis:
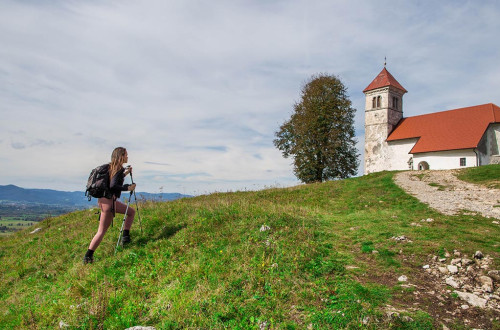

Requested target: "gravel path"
[{"left": 394, "top": 170, "right": 500, "bottom": 219}]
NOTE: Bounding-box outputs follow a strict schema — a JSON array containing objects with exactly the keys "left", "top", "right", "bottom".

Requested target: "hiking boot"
[
  {"left": 83, "top": 256, "right": 94, "bottom": 264},
  {"left": 122, "top": 235, "right": 131, "bottom": 245}
]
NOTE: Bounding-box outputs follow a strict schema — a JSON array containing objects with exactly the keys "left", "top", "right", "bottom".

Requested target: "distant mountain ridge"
[{"left": 0, "top": 184, "right": 190, "bottom": 208}]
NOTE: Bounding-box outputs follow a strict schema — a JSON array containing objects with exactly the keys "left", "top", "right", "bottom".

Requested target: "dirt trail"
[{"left": 394, "top": 170, "right": 500, "bottom": 219}]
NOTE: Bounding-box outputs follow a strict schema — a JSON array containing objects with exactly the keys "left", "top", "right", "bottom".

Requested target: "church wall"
[
  {"left": 364, "top": 89, "right": 389, "bottom": 109},
  {"left": 487, "top": 123, "right": 500, "bottom": 155},
  {"left": 364, "top": 109, "right": 390, "bottom": 174},
  {"left": 365, "top": 122, "right": 388, "bottom": 143},
  {"left": 365, "top": 110, "right": 388, "bottom": 126},
  {"left": 477, "top": 123, "right": 500, "bottom": 165},
  {"left": 364, "top": 87, "right": 405, "bottom": 112},
  {"left": 386, "top": 139, "right": 419, "bottom": 170},
  {"left": 364, "top": 138, "right": 417, "bottom": 173},
  {"left": 412, "top": 150, "right": 477, "bottom": 170},
  {"left": 364, "top": 139, "right": 388, "bottom": 174},
  {"left": 364, "top": 124, "right": 392, "bottom": 174},
  {"left": 364, "top": 85, "right": 405, "bottom": 174},
  {"left": 387, "top": 109, "right": 403, "bottom": 131},
  {"left": 495, "top": 124, "right": 500, "bottom": 146}
]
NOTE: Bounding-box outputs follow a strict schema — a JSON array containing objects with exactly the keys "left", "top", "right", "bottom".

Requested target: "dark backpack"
[{"left": 85, "top": 164, "right": 111, "bottom": 201}]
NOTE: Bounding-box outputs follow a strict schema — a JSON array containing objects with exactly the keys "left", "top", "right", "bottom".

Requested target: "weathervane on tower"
[{"left": 384, "top": 56, "right": 387, "bottom": 68}]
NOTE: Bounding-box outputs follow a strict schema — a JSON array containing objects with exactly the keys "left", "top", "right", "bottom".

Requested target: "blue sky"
[{"left": 1, "top": 0, "right": 500, "bottom": 195}]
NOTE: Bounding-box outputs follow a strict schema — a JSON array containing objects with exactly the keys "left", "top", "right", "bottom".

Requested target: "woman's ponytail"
[{"left": 109, "top": 147, "right": 127, "bottom": 180}]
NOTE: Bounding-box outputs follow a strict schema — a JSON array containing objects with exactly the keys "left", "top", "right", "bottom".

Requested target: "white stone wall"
[
  {"left": 386, "top": 139, "right": 419, "bottom": 170},
  {"left": 364, "top": 86, "right": 405, "bottom": 174},
  {"left": 476, "top": 123, "right": 500, "bottom": 165},
  {"left": 364, "top": 89, "right": 389, "bottom": 109},
  {"left": 413, "top": 150, "right": 477, "bottom": 170},
  {"left": 495, "top": 124, "right": 500, "bottom": 146},
  {"left": 364, "top": 138, "right": 417, "bottom": 173},
  {"left": 364, "top": 87, "right": 405, "bottom": 113},
  {"left": 364, "top": 138, "right": 388, "bottom": 174}
]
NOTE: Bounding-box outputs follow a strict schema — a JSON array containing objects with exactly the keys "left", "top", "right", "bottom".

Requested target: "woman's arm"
[{"left": 110, "top": 168, "right": 130, "bottom": 192}]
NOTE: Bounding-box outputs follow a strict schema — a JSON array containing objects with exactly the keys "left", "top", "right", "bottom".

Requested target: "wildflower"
[{"left": 260, "top": 225, "right": 271, "bottom": 232}]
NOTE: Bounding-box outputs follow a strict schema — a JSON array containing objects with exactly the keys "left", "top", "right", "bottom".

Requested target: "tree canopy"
[{"left": 274, "top": 74, "right": 359, "bottom": 183}]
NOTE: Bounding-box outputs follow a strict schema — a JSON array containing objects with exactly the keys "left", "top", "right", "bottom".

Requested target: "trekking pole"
[
  {"left": 115, "top": 191, "right": 133, "bottom": 254},
  {"left": 129, "top": 170, "right": 143, "bottom": 234}
]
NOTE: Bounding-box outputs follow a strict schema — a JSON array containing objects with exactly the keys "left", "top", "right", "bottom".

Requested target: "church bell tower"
[{"left": 363, "top": 66, "right": 407, "bottom": 174}]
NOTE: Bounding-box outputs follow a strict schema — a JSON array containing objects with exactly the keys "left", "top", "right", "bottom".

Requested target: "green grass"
[
  {"left": 428, "top": 182, "right": 447, "bottom": 191},
  {"left": 0, "top": 170, "right": 499, "bottom": 329},
  {"left": 0, "top": 218, "right": 38, "bottom": 236},
  {"left": 457, "top": 164, "right": 500, "bottom": 189}
]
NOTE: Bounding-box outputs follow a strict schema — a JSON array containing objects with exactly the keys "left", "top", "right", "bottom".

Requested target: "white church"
[{"left": 363, "top": 67, "right": 500, "bottom": 174}]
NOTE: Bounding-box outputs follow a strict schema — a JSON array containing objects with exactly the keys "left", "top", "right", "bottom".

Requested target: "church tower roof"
[{"left": 363, "top": 67, "right": 407, "bottom": 93}]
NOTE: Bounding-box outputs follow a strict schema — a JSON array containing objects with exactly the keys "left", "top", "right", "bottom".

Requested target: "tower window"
[
  {"left": 460, "top": 158, "right": 466, "bottom": 166},
  {"left": 393, "top": 97, "right": 399, "bottom": 110},
  {"left": 372, "top": 97, "right": 376, "bottom": 109},
  {"left": 376, "top": 96, "right": 381, "bottom": 108}
]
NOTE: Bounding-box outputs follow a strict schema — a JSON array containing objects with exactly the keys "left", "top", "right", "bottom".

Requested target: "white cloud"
[{"left": 1, "top": 0, "right": 500, "bottom": 194}]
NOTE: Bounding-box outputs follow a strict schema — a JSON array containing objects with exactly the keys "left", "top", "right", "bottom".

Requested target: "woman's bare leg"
[
  {"left": 114, "top": 200, "right": 135, "bottom": 230},
  {"left": 88, "top": 198, "right": 114, "bottom": 251}
]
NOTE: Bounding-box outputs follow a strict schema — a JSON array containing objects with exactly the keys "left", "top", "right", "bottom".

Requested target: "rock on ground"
[{"left": 454, "top": 291, "right": 487, "bottom": 308}]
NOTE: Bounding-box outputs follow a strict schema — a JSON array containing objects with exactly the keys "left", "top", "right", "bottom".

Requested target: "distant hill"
[{"left": 0, "top": 184, "right": 190, "bottom": 208}]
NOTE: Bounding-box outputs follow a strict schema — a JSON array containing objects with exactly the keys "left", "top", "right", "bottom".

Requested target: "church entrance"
[{"left": 418, "top": 161, "right": 430, "bottom": 170}]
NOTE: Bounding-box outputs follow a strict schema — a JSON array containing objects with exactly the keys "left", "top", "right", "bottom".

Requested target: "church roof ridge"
[
  {"left": 387, "top": 103, "right": 500, "bottom": 154},
  {"left": 363, "top": 67, "right": 407, "bottom": 93},
  {"left": 399, "top": 103, "right": 499, "bottom": 119}
]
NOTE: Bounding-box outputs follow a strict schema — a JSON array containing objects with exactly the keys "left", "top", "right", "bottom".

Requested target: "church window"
[
  {"left": 376, "top": 96, "right": 381, "bottom": 108},
  {"left": 393, "top": 97, "right": 399, "bottom": 110},
  {"left": 372, "top": 97, "right": 376, "bottom": 109},
  {"left": 460, "top": 158, "right": 466, "bottom": 166}
]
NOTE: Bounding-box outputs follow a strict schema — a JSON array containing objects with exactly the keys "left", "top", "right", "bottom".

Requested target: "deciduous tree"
[{"left": 274, "top": 74, "right": 358, "bottom": 183}]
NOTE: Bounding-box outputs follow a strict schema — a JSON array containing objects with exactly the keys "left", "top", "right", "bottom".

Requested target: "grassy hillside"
[
  {"left": 457, "top": 164, "right": 500, "bottom": 189},
  {"left": 0, "top": 170, "right": 499, "bottom": 329}
]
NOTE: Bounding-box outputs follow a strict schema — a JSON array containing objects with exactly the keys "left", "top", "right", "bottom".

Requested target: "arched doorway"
[{"left": 418, "top": 161, "right": 429, "bottom": 170}]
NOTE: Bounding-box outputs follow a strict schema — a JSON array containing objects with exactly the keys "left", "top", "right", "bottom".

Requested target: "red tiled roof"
[
  {"left": 387, "top": 103, "right": 500, "bottom": 154},
  {"left": 363, "top": 67, "right": 407, "bottom": 93}
]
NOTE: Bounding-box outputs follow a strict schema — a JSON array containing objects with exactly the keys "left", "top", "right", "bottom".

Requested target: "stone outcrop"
[{"left": 423, "top": 250, "right": 499, "bottom": 311}]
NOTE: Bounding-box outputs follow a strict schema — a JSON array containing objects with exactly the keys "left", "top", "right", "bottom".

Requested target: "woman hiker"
[{"left": 83, "top": 147, "right": 136, "bottom": 264}]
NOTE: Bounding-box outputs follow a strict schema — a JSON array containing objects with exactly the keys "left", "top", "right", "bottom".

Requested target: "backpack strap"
[
  {"left": 112, "top": 196, "right": 116, "bottom": 217},
  {"left": 111, "top": 196, "right": 116, "bottom": 227}
]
